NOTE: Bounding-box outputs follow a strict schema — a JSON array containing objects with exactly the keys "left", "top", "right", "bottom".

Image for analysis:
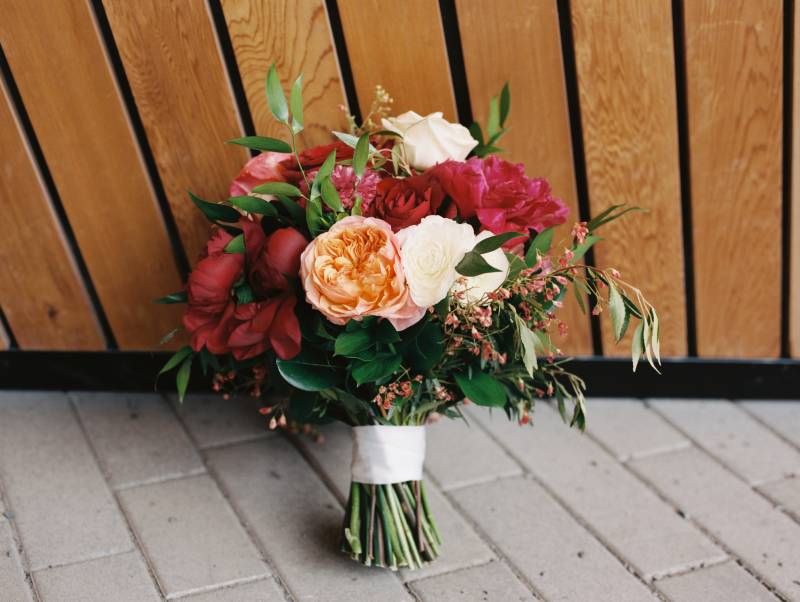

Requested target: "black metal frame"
[{"left": 1, "top": 351, "right": 797, "bottom": 399}]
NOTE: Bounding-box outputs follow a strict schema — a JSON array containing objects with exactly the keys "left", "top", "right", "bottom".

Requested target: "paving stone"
[
  {"left": 425, "top": 417, "right": 522, "bottom": 490},
  {"left": 655, "top": 561, "right": 775, "bottom": 602},
  {"left": 585, "top": 399, "right": 689, "bottom": 461},
  {"left": 34, "top": 551, "right": 159, "bottom": 602},
  {"left": 294, "top": 423, "right": 496, "bottom": 581},
  {"left": 741, "top": 400, "right": 800, "bottom": 449},
  {"left": 410, "top": 559, "right": 536, "bottom": 601},
  {"left": 630, "top": 447, "right": 800, "bottom": 600},
  {"left": 650, "top": 400, "right": 800, "bottom": 484},
  {"left": 172, "top": 394, "right": 270, "bottom": 449},
  {"left": 470, "top": 404, "right": 724, "bottom": 580},
  {"left": 119, "top": 474, "right": 268, "bottom": 598},
  {"left": 0, "top": 520, "right": 32, "bottom": 602},
  {"left": 757, "top": 476, "right": 800, "bottom": 520},
  {"left": 72, "top": 392, "right": 204, "bottom": 489},
  {"left": 206, "top": 438, "right": 412, "bottom": 601},
  {"left": 452, "top": 476, "right": 654, "bottom": 601},
  {"left": 177, "top": 577, "right": 285, "bottom": 601},
  {"left": 0, "top": 392, "right": 132, "bottom": 570}
]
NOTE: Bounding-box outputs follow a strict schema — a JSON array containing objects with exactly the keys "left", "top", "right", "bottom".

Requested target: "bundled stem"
[{"left": 341, "top": 480, "right": 441, "bottom": 570}]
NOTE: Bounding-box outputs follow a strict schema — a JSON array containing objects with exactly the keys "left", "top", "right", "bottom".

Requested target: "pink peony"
[{"left": 229, "top": 151, "right": 292, "bottom": 197}]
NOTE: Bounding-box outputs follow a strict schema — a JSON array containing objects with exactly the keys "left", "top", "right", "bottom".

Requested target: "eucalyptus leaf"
[
  {"left": 333, "top": 131, "right": 377, "bottom": 152},
  {"left": 631, "top": 321, "right": 644, "bottom": 372},
  {"left": 227, "top": 136, "right": 291, "bottom": 153},
  {"left": 608, "top": 284, "right": 627, "bottom": 342},
  {"left": 251, "top": 181, "right": 302, "bottom": 197},
  {"left": 320, "top": 177, "right": 343, "bottom": 212},
  {"left": 516, "top": 316, "right": 538, "bottom": 376},
  {"left": 353, "top": 133, "right": 370, "bottom": 177},
  {"left": 266, "top": 63, "right": 289, "bottom": 124}
]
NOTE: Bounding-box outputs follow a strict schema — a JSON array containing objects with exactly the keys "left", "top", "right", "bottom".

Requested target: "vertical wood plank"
[
  {"left": 571, "top": 0, "right": 688, "bottom": 357},
  {"left": 0, "top": 0, "right": 183, "bottom": 349},
  {"left": 792, "top": 0, "right": 800, "bottom": 358},
  {"left": 685, "top": 0, "right": 783, "bottom": 358},
  {"left": 221, "top": 0, "right": 347, "bottom": 148},
  {"left": 337, "top": 0, "right": 456, "bottom": 120},
  {"left": 103, "top": 0, "right": 249, "bottom": 262},
  {"left": 456, "top": 0, "right": 593, "bottom": 355},
  {"left": 0, "top": 77, "right": 105, "bottom": 350}
]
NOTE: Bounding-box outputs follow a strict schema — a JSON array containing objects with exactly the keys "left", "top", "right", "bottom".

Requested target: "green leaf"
[
  {"left": 631, "top": 321, "right": 644, "bottom": 372},
  {"left": 434, "top": 297, "right": 449, "bottom": 321},
  {"left": 276, "top": 356, "right": 338, "bottom": 391},
  {"left": 228, "top": 195, "right": 278, "bottom": 216},
  {"left": 588, "top": 204, "right": 646, "bottom": 231},
  {"left": 525, "top": 227, "right": 554, "bottom": 266},
  {"left": 227, "top": 136, "right": 291, "bottom": 153},
  {"left": 650, "top": 309, "right": 661, "bottom": 365},
  {"left": 320, "top": 177, "right": 343, "bottom": 212},
  {"left": 251, "top": 181, "right": 302, "bottom": 197},
  {"left": 499, "top": 82, "right": 511, "bottom": 126},
  {"left": 472, "top": 231, "right": 522, "bottom": 254},
  {"left": 233, "top": 281, "right": 254, "bottom": 304},
  {"left": 305, "top": 196, "right": 324, "bottom": 236},
  {"left": 351, "top": 353, "right": 402, "bottom": 386},
  {"left": 468, "top": 122, "right": 484, "bottom": 145},
  {"left": 570, "top": 235, "right": 602, "bottom": 264},
  {"left": 286, "top": 390, "right": 323, "bottom": 423},
  {"left": 454, "top": 371, "right": 506, "bottom": 407},
  {"left": 608, "top": 284, "right": 627, "bottom": 342},
  {"left": 404, "top": 321, "right": 444, "bottom": 373},
  {"left": 154, "top": 291, "right": 187, "bottom": 304},
  {"left": 159, "top": 345, "right": 192, "bottom": 376},
  {"left": 224, "top": 233, "right": 245, "bottom": 254},
  {"left": 176, "top": 355, "right": 192, "bottom": 403},
  {"left": 189, "top": 191, "right": 240, "bottom": 223},
  {"left": 159, "top": 328, "right": 179, "bottom": 346},
  {"left": 317, "top": 150, "right": 337, "bottom": 180},
  {"left": 505, "top": 252, "right": 526, "bottom": 282},
  {"left": 487, "top": 95, "right": 501, "bottom": 139},
  {"left": 334, "top": 329, "right": 374, "bottom": 357},
  {"left": 573, "top": 284, "right": 586, "bottom": 314},
  {"left": 289, "top": 74, "right": 303, "bottom": 134},
  {"left": 376, "top": 319, "right": 401, "bottom": 344},
  {"left": 353, "top": 133, "right": 370, "bottom": 177},
  {"left": 276, "top": 195, "right": 306, "bottom": 224},
  {"left": 516, "top": 316, "right": 538, "bottom": 376},
  {"left": 455, "top": 251, "right": 501, "bottom": 277},
  {"left": 266, "top": 63, "right": 289, "bottom": 123}
]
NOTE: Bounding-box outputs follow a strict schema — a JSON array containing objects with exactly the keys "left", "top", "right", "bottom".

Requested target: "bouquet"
[{"left": 157, "top": 64, "right": 661, "bottom": 570}]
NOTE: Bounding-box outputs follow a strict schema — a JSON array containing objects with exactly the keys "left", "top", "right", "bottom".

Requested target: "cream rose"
[
  {"left": 397, "top": 216, "right": 476, "bottom": 307},
  {"left": 382, "top": 111, "right": 478, "bottom": 171},
  {"left": 452, "top": 230, "right": 510, "bottom": 305}
]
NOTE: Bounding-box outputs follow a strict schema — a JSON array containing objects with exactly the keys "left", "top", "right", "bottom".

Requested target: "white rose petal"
[
  {"left": 453, "top": 230, "right": 510, "bottom": 305},
  {"left": 397, "top": 215, "right": 476, "bottom": 307},
  {"left": 382, "top": 111, "right": 478, "bottom": 171}
]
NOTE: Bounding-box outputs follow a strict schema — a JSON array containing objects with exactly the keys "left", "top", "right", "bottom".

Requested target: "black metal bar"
[
  {"left": 1, "top": 351, "right": 798, "bottom": 399},
  {"left": 556, "top": 0, "right": 603, "bottom": 356},
  {"left": 671, "top": 0, "right": 698, "bottom": 357},
  {"left": 325, "top": 0, "right": 361, "bottom": 124},
  {"left": 781, "top": 0, "right": 795, "bottom": 358},
  {"left": 0, "top": 44, "right": 116, "bottom": 349},
  {"left": 438, "top": 0, "right": 473, "bottom": 126}
]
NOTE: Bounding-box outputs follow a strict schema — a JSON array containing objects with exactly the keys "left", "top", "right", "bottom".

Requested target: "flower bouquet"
[{"left": 157, "top": 65, "right": 661, "bottom": 570}]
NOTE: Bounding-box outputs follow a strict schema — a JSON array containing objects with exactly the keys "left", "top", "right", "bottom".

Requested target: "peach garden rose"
[{"left": 299, "top": 216, "right": 426, "bottom": 331}]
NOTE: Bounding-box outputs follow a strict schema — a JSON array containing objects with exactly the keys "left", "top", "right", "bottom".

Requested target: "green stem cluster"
[{"left": 342, "top": 480, "right": 441, "bottom": 570}]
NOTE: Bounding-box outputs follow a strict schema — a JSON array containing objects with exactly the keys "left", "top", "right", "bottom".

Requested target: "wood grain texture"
[
  {"left": 221, "top": 0, "right": 347, "bottom": 148},
  {"left": 0, "top": 79, "right": 104, "bottom": 350},
  {"left": 457, "top": 0, "right": 592, "bottom": 356},
  {"left": 0, "top": 0, "right": 183, "bottom": 349},
  {"left": 337, "top": 0, "right": 456, "bottom": 120},
  {"left": 103, "top": 0, "right": 249, "bottom": 262},
  {"left": 685, "top": 0, "right": 782, "bottom": 358},
  {"left": 571, "top": 0, "right": 687, "bottom": 357},
  {"left": 793, "top": 0, "right": 800, "bottom": 358}
]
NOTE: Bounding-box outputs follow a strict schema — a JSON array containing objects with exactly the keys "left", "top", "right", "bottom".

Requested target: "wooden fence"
[{"left": 0, "top": 0, "right": 794, "bottom": 361}]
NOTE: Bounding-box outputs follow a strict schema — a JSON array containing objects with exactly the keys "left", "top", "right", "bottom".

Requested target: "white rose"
[
  {"left": 382, "top": 111, "right": 478, "bottom": 171},
  {"left": 453, "top": 231, "right": 510, "bottom": 305},
  {"left": 397, "top": 215, "right": 476, "bottom": 307}
]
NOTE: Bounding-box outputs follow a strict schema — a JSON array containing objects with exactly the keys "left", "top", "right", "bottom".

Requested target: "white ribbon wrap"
[{"left": 351, "top": 425, "right": 426, "bottom": 484}]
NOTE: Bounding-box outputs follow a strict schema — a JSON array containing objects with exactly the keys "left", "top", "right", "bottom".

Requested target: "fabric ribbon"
[{"left": 351, "top": 425, "right": 426, "bottom": 484}]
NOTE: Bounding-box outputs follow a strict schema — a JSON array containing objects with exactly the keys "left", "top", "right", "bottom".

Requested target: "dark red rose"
[
  {"left": 182, "top": 228, "right": 244, "bottom": 352},
  {"left": 229, "top": 151, "right": 291, "bottom": 197},
  {"left": 240, "top": 219, "right": 307, "bottom": 297},
  {"left": 365, "top": 171, "right": 446, "bottom": 231},
  {"left": 279, "top": 141, "right": 354, "bottom": 184},
  {"left": 227, "top": 294, "right": 301, "bottom": 360}
]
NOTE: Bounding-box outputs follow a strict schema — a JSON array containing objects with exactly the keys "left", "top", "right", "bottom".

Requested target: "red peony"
[
  {"left": 183, "top": 217, "right": 305, "bottom": 360},
  {"left": 279, "top": 141, "right": 354, "bottom": 185},
  {"left": 365, "top": 171, "right": 447, "bottom": 231},
  {"left": 229, "top": 151, "right": 291, "bottom": 197},
  {"left": 433, "top": 156, "right": 569, "bottom": 245}
]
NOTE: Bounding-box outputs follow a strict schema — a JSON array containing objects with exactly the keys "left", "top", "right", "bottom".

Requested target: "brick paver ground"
[{"left": 0, "top": 391, "right": 797, "bottom": 601}]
